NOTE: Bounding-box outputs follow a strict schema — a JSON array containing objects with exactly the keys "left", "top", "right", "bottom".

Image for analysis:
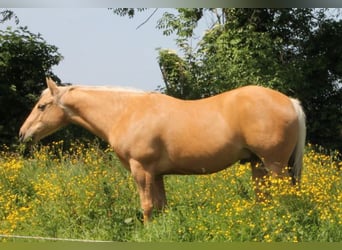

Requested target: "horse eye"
[{"left": 37, "top": 104, "right": 46, "bottom": 111}]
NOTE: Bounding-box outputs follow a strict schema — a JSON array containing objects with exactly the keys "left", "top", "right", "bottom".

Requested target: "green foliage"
[
  {"left": 157, "top": 49, "right": 197, "bottom": 99},
  {"left": 156, "top": 9, "right": 326, "bottom": 96},
  {"left": 110, "top": 8, "right": 147, "bottom": 19},
  {"left": 0, "top": 26, "right": 63, "bottom": 146},
  {"left": 0, "top": 10, "right": 19, "bottom": 25},
  {"left": 300, "top": 19, "right": 342, "bottom": 150},
  {"left": 157, "top": 8, "right": 203, "bottom": 37},
  {"left": 0, "top": 142, "right": 341, "bottom": 242}
]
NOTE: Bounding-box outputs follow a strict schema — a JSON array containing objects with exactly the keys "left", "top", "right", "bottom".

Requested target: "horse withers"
[{"left": 19, "top": 78, "right": 306, "bottom": 222}]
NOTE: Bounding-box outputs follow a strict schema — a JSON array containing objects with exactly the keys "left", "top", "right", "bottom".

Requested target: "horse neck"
[{"left": 61, "top": 87, "right": 138, "bottom": 142}]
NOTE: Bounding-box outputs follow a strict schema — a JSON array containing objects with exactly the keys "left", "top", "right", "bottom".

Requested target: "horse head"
[{"left": 19, "top": 78, "right": 69, "bottom": 143}]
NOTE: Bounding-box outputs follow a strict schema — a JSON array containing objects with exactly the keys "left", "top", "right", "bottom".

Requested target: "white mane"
[
  {"left": 72, "top": 85, "right": 145, "bottom": 93},
  {"left": 41, "top": 84, "right": 146, "bottom": 96}
]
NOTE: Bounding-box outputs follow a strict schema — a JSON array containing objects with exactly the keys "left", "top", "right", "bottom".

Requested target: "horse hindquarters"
[
  {"left": 235, "top": 93, "right": 305, "bottom": 197},
  {"left": 257, "top": 99, "right": 306, "bottom": 185}
]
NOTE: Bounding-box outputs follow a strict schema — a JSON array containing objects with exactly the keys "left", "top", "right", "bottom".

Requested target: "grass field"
[{"left": 0, "top": 141, "right": 341, "bottom": 242}]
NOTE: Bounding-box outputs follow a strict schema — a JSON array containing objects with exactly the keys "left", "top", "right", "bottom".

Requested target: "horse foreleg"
[
  {"left": 130, "top": 159, "right": 154, "bottom": 223},
  {"left": 153, "top": 175, "right": 167, "bottom": 211}
]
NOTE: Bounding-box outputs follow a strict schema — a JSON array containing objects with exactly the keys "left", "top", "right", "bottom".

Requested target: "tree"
[
  {"left": 300, "top": 19, "right": 342, "bottom": 150},
  {"left": 0, "top": 26, "right": 63, "bottom": 146},
  {"left": 155, "top": 9, "right": 327, "bottom": 97},
  {"left": 114, "top": 8, "right": 342, "bottom": 151}
]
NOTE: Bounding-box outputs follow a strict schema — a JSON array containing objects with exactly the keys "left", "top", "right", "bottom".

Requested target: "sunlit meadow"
[{"left": 0, "top": 141, "right": 341, "bottom": 242}]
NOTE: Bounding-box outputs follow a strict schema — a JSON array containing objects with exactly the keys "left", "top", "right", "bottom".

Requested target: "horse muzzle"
[
  {"left": 19, "top": 131, "right": 28, "bottom": 143},
  {"left": 18, "top": 129, "right": 34, "bottom": 143}
]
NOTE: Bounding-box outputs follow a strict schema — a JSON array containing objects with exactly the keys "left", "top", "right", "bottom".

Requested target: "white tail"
[{"left": 289, "top": 98, "right": 306, "bottom": 184}]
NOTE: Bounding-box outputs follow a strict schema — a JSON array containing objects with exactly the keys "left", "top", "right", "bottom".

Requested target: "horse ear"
[{"left": 46, "top": 77, "right": 59, "bottom": 96}]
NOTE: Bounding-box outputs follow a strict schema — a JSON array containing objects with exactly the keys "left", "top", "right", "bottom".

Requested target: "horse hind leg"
[
  {"left": 250, "top": 156, "right": 290, "bottom": 201},
  {"left": 250, "top": 160, "right": 269, "bottom": 201},
  {"left": 263, "top": 156, "right": 292, "bottom": 180}
]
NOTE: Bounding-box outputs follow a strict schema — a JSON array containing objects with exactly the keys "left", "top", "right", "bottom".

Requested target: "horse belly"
[
  {"left": 156, "top": 107, "right": 245, "bottom": 175},
  {"left": 161, "top": 141, "right": 248, "bottom": 175}
]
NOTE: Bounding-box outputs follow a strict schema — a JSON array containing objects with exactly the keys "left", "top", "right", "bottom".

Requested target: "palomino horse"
[{"left": 19, "top": 78, "right": 306, "bottom": 222}]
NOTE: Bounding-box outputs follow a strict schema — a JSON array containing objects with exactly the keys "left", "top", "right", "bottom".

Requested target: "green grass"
[{"left": 0, "top": 141, "right": 341, "bottom": 242}]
